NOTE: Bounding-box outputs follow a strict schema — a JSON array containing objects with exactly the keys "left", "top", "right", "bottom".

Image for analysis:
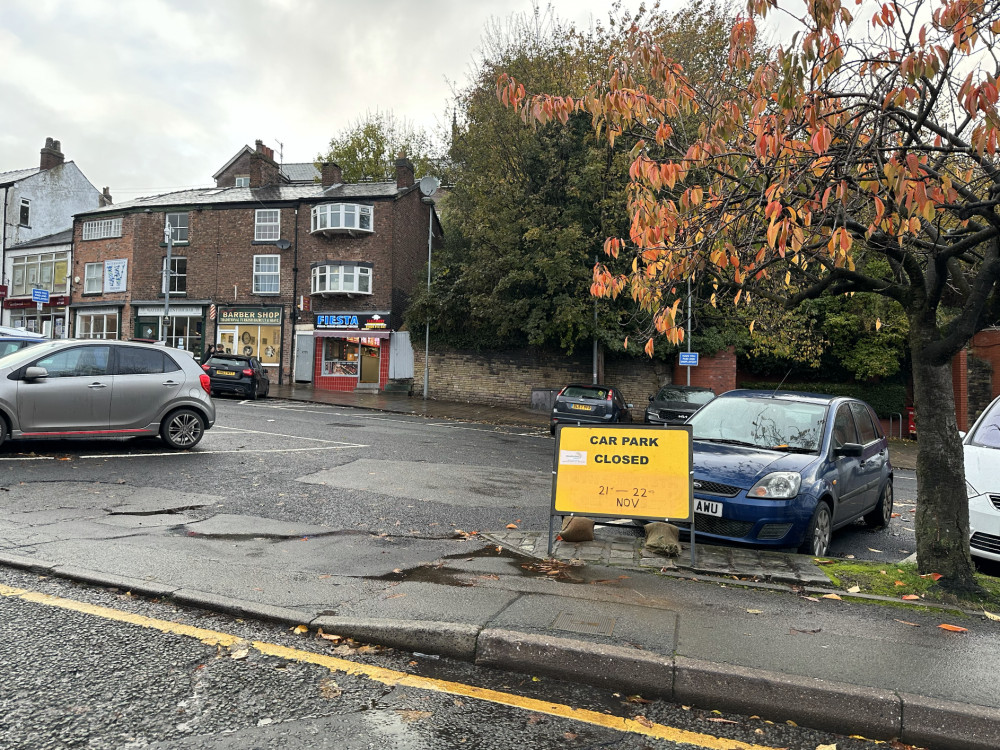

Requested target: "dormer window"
[
  {"left": 311, "top": 203, "right": 373, "bottom": 235},
  {"left": 311, "top": 262, "right": 372, "bottom": 295}
]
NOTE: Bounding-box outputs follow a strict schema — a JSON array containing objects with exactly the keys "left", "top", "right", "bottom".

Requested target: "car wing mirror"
[
  {"left": 958, "top": 430, "right": 966, "bottom": 439},
  {"left": 24, "top": 366, "right": 49, "bottom": 380},
  {"left": 627, "top": 403, "right": 634, "bottom": 409},
  {"left": 648, "top": 395, "right": 654, "bottom": 401},
  {"left": 834, "top": 442, "right": 863, "bottom": 458}
]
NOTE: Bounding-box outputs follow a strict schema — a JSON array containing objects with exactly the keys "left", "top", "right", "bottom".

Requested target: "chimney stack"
[
  {"left": 255, "top": 139, "right": 275, "bottom": 161},
  {"left": 100, "top": 187, "right": 113, "bottom": 206},
  {"left": 395, "top": 156, "right": 414, "bottom": 189},
  {"left": 40, "top": 137, "right": 64, "bottom": 170},
  {"left": 321, "top": 162, "right": 343, "bottom": 187}
]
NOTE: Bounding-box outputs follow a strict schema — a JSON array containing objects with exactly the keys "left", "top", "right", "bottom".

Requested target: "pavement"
[{"left": 2, "top": 385, "right": 990, "bottom": 750}]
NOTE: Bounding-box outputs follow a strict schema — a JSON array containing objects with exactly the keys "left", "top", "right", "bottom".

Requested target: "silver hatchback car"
[{"left": 0, "top": 340, "right": 216, "bottom": 450}]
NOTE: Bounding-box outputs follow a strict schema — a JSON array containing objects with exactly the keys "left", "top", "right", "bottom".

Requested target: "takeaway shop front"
[{"left": 313, "top": 311, "right": 391, "bottom": 392}]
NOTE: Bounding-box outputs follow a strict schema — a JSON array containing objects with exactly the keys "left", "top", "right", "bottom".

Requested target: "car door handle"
[
  {"left": 87, "top": 382, "right": 108, "bottom": 389},
  {"left": 161, "top": 380, "right": 181, "bottom": 387}
]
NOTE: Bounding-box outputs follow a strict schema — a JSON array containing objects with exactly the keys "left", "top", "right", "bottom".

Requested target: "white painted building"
[{"left": 0, "top": 138, "right": 107, "bottom": 332}]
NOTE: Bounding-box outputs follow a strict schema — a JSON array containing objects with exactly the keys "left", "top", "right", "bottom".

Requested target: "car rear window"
[
  {"left": 208, "top": 356, "right": 249, "bottom": 369},
  {"left": 563, "top": 386, "right": 608, "bottom": 400},
  {"left": 117, "top": 347, "right": 181, "bottom": 375}
]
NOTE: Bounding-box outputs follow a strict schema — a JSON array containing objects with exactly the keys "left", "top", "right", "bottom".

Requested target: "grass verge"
[{"left": 817, "top": 559, "right": 1000, "bottom": 611}]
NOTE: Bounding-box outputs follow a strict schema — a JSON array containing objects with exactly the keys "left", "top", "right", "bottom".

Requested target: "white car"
[{"left": 965, "top": 393, "right": 1000, "bottom": 563}]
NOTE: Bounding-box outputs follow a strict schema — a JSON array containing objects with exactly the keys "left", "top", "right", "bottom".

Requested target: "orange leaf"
[
  {"left": 920, "top": 573, "right": 943, "bottom": 581},
  {"left": 938, "top": 624, "right": 968, "bottom": 633},
  {"left": 821, "top": 593, "right": 842, "bottom": 600},
  {"left": 894, "top": 581, "right": 906, "bottom": 586},
  {"left": 902, "top": 594, "right": 921, "bottom": 600},
  {"left": 506, "top": 523, "right": 518, "bottom": 529}
]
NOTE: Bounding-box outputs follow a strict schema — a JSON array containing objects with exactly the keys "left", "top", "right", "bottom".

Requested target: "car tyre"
[
  {"left": 550, "top": 424, "right": 556, "bottom": 436},
  {"left": 0, "top": 416, "right": 7, "bottom": 449},
  {"left": 799, "top": 502, "right": 832, "bottom": 557},
  {"left": 160, "top": 408, "right": 206, "bottom": 450},
  {"left": 262, "top": 380, "right": 269, "bottom": 398},
  {"left": 248, "top": 383, "right": 258, "bottom": 401},
  {"left": 864, "top": 480, "right": 893, "bottom": 528}
]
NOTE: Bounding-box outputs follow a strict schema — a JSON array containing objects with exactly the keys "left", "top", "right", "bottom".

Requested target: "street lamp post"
[
  {"left": 163, "top": 219, "right": 173, "bottom": 326},
  {"left": 418, "top": 176, "right": 440, "bottom": 400}
]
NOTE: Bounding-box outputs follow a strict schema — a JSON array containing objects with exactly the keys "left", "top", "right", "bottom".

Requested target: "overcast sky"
[{"left": 0, "top": 0, "right": 672, "bottom": 201}]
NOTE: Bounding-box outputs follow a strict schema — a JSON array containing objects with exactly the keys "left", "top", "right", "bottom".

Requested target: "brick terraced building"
[{"left": 70, "top": 141, "right": 441, "bottom": 391}]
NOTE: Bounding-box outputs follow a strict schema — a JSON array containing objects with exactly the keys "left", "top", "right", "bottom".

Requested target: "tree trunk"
[{"left": 909, "top": 334, "right": 982, "bottom": 596}]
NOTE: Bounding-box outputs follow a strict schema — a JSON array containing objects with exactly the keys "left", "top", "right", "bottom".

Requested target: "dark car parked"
[
  {"left": 680, "top": 390, "right": 893, "bottom": 556},
  {"left": 550, "top": 384, "right": 633, "bottom": 435},
  {"left": 644, "top": 385, "right": 716, "bottom": 425},
  {"left": 202, "top": 354, "right": 270, "bottom": 399}
]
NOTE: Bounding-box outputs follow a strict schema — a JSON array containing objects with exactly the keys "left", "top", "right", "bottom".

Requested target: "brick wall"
[
  {"left": 673, "top": 345, "right": 737, "bottom": 393},
  {"left": 971, "top": 328, "right": 1000, "bottom": 400},
  {"left": 412, "top": 344, "right": 737, "bottom": 414}
]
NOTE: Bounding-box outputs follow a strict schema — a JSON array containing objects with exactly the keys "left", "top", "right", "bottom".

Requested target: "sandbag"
[
  {"left": 644, "top": 522, "right": 681, "bottom": 557},
  {"left": 559, "top": 516, "right": 595, "bottom": 542}
]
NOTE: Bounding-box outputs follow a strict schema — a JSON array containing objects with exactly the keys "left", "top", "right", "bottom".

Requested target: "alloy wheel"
[{"left": 167, "top": 412, "right": 203, "bottom": 447}]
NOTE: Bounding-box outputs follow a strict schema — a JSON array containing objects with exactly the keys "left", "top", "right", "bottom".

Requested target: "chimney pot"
[{"left": 40, "top": 137, "right": 65, "bottom": 170}]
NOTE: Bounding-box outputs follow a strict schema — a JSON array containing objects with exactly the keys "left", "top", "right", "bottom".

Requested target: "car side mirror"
[
  {"left": 648, "top": 395, "right": 654, "bottom": 402},
  {"left": 627, "top": 403, "right": 634, "bottom": 409},
  {"left": 834, "top": 443, "right": 863, "bottom": 458},
  {"left": 958, "top": 430, "right": 966, "bottom": 439},
  {"left": 24, "top": 366, "right": 48, "bottom": 380}
]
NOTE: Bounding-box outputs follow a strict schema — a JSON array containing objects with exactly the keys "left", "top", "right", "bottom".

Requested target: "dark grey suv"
[{"left": 0, "top": 340, "right": 216, "bottom": 450}]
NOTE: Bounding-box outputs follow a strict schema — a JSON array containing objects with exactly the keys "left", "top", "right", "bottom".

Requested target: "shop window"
[
  {"left": 12, "top": 252, "right": 69, "bottom": 296},
  {"left": 322, "top": 338, "right": 359, "bottom": 376},
  {"left": 75, "top": 311, "right": 119, "bottom": 339}
]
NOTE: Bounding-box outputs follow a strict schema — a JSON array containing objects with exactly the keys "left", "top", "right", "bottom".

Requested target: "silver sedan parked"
[{"left": 0, "top": 340, "right": 216, "bottom": 450}]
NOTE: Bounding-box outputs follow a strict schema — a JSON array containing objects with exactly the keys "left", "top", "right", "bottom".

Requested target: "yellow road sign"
[{"left": 553, "top": 425, "right": 691, "bottom": 520}]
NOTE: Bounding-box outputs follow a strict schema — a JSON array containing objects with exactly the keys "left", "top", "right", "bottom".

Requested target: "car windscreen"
[
  {"left": 687, "top": 397, "right": 827, "bottom": 452},
  {"left": 562, "top": 386, "right": 608, "bottom": 400},
  {"left": 969, "top": 398, "right": 1000, "bottom": 449},
  {"left": 654, "top": 387, "right": 715, "bottom": 405},
  {"left": 0, "top": 340, "right": 62, "bottom": 369},
  {"left": 208, "top": 357, "right": 249, "bottom": 369}
]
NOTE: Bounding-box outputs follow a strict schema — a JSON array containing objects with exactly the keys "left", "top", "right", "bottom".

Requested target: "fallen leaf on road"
[
  {"left": 847, "top": 585, "right": 861, "bottom": 593},
  {"left": 706, "top": 718, "right": 738, "bottom": 724},
  {"left": 984, "top": 610, "right": 1000, "bottom": 622},
  {"left": 938, "top": 624, "right": 968, "bottom": 633},
  {"left": 786, "top": 719, "right": 798, "bottom": 726},
  {"left": 908, "top": 508, "right": 916, "bottom": 513},
  {"left": 563, "top": 732, "right": 578, "bottom": 740},
  {"left": 845, "top": 554, "right": 855, "bottom": 559},
  {"left": 625, "top": 695, "right": 651, "bottom": 704},
  {"left": 746, "top": 609, "right": 763, "bottom": 614},
  {"left": 821, "top": 593, "right": 842, "bottom": 600},
  {"left": 506, "top": 523, "right": 518, "bottom": 529},
  {"left": 395, "top": 710, "right": 432, "bottom": 722},
  {"left": 902, "top": 594, "right": 921, "bottom": 600},
  {"left": 816, "top": 744, "right": 838, "bottom": 750},
  {"left": 894, "top": 619, "right": 920, "bottom": 627},
  {"left": 317, "top": 630, "right": 342, "bottom": 642},
  {"left": 292, "top": 625, "right": 308, "bottom": 634},
  {"left": 633, "top": 716, "right": 654, "bottom": 728},
  {"left": 891, "top": 513, "right": 901, "bottom": 518},
  {"left": 813, "top": 559, "right": 835, "bottom": 565},
  {"left": 319, "top": 677, "right": 342, "bottom": 699},
  {"left": 802, "top": 596, "right": 820, "bottom": 602},
  {"left": 867, "top": 548, "right": 883, "bottom": 553}
]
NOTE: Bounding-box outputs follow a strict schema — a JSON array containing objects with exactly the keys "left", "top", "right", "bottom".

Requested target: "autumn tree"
[
  {"left": 316, "top": 110, "right": 439, "bottom": 183},
  {"left": 499, "top": 0, "right": 1000, "bottom": 593}
]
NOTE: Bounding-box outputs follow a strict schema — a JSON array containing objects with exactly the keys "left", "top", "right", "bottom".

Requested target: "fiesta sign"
[{"left": 315, "top": 312, "right": 391, "bottom": 331}]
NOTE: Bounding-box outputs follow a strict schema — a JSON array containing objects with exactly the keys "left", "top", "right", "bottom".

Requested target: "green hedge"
[{"left": 737, "top": 381, "right": 907, "bottom": 417}]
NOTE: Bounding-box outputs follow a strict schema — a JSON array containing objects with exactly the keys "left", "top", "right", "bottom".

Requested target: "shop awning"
[{"left": 313, "top": 329, "right": 391, "bottom": 339}]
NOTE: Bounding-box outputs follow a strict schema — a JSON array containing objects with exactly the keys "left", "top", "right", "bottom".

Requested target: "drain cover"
[{"left": 552, "top": 611, "right": 616, "bottom": 636}]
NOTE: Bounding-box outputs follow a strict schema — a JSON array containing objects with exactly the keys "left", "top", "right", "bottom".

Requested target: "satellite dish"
[
  {"left": 275, "top": 239, "right": 291, "bottom": 251},
  {"left": 418, "top": 176, "right": 440, "bottom": 197}
]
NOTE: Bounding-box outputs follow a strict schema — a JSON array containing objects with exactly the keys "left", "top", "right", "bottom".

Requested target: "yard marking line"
[
  {"left": 78, "top": 445, "right": 367, "bottom": 459},
  {"left": 0, "top": 583, "right": 780, "bottom": 750},
  {"left": 212, "top": 425, "right": 357, "bottom": 444},
  {"left": 0, "top": 456, "right": 55, "bottom": 462}
]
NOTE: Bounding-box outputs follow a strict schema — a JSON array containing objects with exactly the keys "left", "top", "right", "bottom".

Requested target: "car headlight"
[
  {"left": 967, "top": 480, "right": 979, "bottom": 498},
  {"left": 748, "top": 472, "right": 801, "bottom": 499}
]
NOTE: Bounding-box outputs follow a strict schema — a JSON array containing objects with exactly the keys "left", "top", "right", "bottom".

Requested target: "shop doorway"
[{"left": 359, "top": 343, "right": 380, "bottom": 384}]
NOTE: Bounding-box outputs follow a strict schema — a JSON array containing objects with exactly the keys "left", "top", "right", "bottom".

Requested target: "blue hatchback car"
[{"left": 683, "top": 390, "right": 893, "bottom": 556}]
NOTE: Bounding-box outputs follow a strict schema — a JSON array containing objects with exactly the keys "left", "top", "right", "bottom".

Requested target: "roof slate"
[
  {"left": 281, "top": 163, "right": 319, "bottom": 182},
  {"left": 0, "top": 167, "right": 42, "bottom": 186},
  {"left": 77, "top": 181, "right": 404, "bottom": 216},
  {"left": 11, "top": 228, "right": 74, "bottom": 249}
]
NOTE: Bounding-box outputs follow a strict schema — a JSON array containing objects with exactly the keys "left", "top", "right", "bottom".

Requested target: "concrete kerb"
[{"left": 4, "top": 555, "right": 1000, "bottom": 749}]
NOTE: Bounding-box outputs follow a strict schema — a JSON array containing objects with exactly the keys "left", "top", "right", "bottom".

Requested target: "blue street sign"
[
  {"left": 679, "top": 351, "right": 699, "bottom": 367},
  {"left": 31, "top": 288, "right": 50, "bottom": 304}
]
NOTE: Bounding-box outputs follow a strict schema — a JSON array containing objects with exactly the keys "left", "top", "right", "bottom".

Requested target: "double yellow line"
[{"left": 1, "top": 582, "right": 783, "bottom": 749}]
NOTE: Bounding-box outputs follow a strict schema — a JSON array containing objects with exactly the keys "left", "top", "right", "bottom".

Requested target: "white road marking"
[
  {"left": 78, "top": 445, "right": 367, "bottom": 459},
  {"left": 212, "top": 425, "right": 361, "bottom": 444},
  {"left": 0, "top": 456, "right": 55, "bottom": 461}
]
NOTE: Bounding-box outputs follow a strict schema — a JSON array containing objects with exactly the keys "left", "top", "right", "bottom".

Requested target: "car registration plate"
[
  {"left": 216, "top": 370, "right": 236, "bottom": 376},
  {"left": 694, "top": 499, "right": 723, "bottom": 517},
  {"left": 570, "top": 403, "right": 593, "bottom": 411}
]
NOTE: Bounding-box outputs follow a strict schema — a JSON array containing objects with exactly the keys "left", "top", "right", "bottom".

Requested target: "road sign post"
[
  {"left": 550, "top": 424, "right": 695, "bottom": 564},
  {"left": 31, "top": 289, "right": 49, "bottom": 335}
]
